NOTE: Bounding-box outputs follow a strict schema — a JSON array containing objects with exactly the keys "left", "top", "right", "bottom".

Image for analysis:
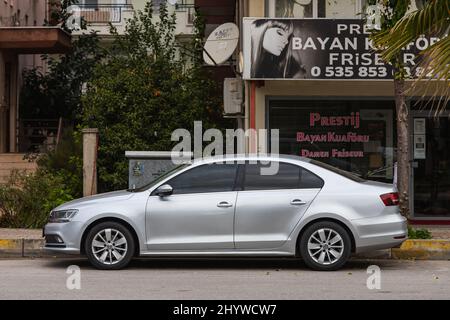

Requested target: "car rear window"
[
  {"left": 309, "top": 159, "right": 366, "bottom": 183},
  {"left": 243, "top": 162, "right": 324, "bottom": 190}
]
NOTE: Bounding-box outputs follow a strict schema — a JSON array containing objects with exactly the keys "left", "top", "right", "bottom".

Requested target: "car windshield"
[
  {"left": 128, "top": 163, "right": 191, "bottom": 192},
  {"left": 309, "top": 159, "right": 366, "bottom": 183}
]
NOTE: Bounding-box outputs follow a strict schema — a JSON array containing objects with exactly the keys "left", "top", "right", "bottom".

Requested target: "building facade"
[
  {"left": 234, "top": 0, "right": 449, "bottom": 221},
  {"left": 0, "top": 0, "right": 70, "bottom": 182},
  {"left": 0, "top": 0, "right": 196, "bottom": 182},
  {"left": 72, "top": 0, "right": 195, "bottom": 41}
]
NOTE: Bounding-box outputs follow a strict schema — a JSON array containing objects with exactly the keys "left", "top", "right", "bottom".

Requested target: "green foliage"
[
  {"left": 0, "top": 131, "right": 82, "bottom": 229},
  {"left": 408, "top": 225, "right": 433, "bottom": 239},
  {"left": 37, "top": 129, "right": 83, "bottom": 199},
  {"left": 82, "top": 3, "right": 228, "bottom": 191},
  {"left": 0, "top": 170, "right": 74, "bottom": 229},
  {"left": 20, "top": 32, "right": 104, "bottom": 121}
]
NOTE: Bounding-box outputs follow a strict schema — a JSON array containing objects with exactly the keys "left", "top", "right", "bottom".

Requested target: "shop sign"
[
  {"left": 243, "top": 18, "right": 439, "bottom": 80},
  {"left": 297, "top": 112, "right": 370, "bottom": 159}
]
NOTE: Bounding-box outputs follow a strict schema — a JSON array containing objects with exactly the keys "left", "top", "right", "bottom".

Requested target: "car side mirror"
[{"left": 155, "top": 184, "right": 173, "bottom": 197}]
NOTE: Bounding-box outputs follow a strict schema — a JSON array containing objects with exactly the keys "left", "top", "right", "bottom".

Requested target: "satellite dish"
[
  {"left": 167, "top": 0, "right": 178, "bottom": 5},
  {"left": 203, "top": 23, "right": 239, "bottom": 66}
]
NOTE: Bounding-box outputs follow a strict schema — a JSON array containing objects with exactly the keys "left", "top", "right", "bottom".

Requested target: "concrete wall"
[
  {"left": 248, "top": 0, "right": 264, "bottom": 17},
  {"left": 0, "top": 0, "right": 47, "bottom": 27},
  {"left": 1, "top": 0, "right": 47, "bottom": 73}
]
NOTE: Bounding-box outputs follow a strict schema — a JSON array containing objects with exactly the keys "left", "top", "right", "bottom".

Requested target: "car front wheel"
[
  {"left": 299, "top": 221, "right": 351, "bottom": 271},
  {"left": 85, "top": 222, "right": 135, "bottom": 270}
]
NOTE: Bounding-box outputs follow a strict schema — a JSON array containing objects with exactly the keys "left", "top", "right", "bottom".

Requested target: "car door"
[
  {"left": 146, "top": 162, "right": 238, "bottom": 250},
  {"left": 234, "top": 161, "right": 324, "bottom": 250}
]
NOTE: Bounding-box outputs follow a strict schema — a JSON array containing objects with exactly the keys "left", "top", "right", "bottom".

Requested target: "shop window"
[
  {"left": 411, "top": 103, "right": 450, "bottom": 218},
  {"left": 268, "top": 99, "right": 396, "bottom": 183},
  {"left": 265, "top": 0, "right": 366, "bottom": 19}
]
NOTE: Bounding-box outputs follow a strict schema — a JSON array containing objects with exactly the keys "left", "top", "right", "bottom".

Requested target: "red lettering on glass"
[
  {"left": 300, "top": 149, "right": 364, "bottom": 158},
  {"left": 309, "top": 112, "right": 360, "bottom": 129},
  {"left": 297, "top": 132, "right": 369, "bottom": 143}
]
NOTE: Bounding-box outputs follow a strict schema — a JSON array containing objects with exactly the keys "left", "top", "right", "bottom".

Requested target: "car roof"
[{"left": 189, "top": 154, "right": 311, "bottom": 165}]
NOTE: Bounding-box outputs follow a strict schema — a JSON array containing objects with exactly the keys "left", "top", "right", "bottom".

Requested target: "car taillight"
[{"left": 380, "top": 192, "right": 399, "bottom": 206}]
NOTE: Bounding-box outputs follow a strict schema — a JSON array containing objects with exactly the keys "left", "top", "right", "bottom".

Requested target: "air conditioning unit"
[{"left": 223, "top": 78, "right": 243, "bottom": 115}]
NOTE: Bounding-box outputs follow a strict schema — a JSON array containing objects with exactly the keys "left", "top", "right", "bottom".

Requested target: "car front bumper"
[
  {"left": 43, "top": 221, "right": 84, "bottom": 255},
  {"left": 352, "top": 213, "right": 408, "bottom": 253}
]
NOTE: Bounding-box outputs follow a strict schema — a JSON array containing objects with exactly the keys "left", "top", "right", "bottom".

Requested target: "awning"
[{"left": 0, "top": 27, "right": 71, "bottom": 54}]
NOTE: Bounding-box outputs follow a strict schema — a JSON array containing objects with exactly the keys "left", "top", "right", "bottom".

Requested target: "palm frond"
[
  {"left": 372, "top": 0, "right": 449, "bottom": 62},
  {"left": 371, "top": 0, "right": 450, "bottom": 114}
]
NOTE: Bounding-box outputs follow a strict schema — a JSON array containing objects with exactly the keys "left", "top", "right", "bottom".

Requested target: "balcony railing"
[
  {"left": 78, "top": 4, "right": 133, "bottom": 24},
  {"left": 174, "top": 0, "right": 195, "bottom": 25},
  {"left": 174, "top": 0, "right": 195, "bottom": 11}
]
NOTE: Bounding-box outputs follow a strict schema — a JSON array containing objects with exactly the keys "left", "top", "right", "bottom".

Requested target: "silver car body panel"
[
  {"left": 44, "top": 155, "right": 407, "bottom": 256},
  {"left": 234, "top": 188, "right": 320, "bottom": 249},
  {"left": 146, "top": 191, "right": 237, "bottom": 250}
]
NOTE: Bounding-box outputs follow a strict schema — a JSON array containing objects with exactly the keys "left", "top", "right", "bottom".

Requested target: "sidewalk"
[
  {"left": 0, "top": 228, "right": 44, "bottom": 257},
  {"left": 0, "top": 228, "right": 43, "bottom": 239},
  {"left": 411, "top": 225, "right": 450, "bottom": 239}
]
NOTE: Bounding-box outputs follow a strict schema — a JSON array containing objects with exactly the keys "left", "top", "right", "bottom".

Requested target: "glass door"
[{"left": 412, "top": 113, "right": 450, "bottom": 218}]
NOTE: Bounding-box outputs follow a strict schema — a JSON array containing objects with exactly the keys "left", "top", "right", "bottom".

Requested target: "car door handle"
[
  {"left": 217, "top": 201, "right": 233, "bottom": 208},
  {"left": 290, "top": 199, "right": 307, "bottom": 205}
]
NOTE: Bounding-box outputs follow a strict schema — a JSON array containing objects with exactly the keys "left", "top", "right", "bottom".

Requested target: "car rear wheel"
[
  {"left": 299, "top": 221, "right": 351, "bottom": 271},
  {"left": 85, "top": 222, "right": 135, "bottom": 270}
]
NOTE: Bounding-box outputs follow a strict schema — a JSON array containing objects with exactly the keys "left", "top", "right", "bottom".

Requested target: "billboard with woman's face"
[{"left": 243, "top": 18, "right": 438, "bottom": 80}]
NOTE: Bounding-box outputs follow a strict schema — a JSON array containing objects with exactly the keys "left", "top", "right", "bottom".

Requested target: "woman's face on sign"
[{"left": 262, "top": 27, "right": 290, "bottom": 56}]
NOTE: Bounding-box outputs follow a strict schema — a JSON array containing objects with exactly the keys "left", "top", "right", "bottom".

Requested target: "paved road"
[{"left": 0, "top": 258, "right": 449, "bottom": 299}]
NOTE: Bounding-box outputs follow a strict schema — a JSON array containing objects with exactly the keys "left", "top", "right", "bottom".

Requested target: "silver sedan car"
[{"left": 44, "top": 155, "right": 407, "bottom": 271}]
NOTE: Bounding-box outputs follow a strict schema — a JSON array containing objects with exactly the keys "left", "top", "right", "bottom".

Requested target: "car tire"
[
  {"left": 85, "top": 221, "right": 135, "bottom": 270},
  {"left": 299, "top": 221, "right": 352, "bottom": 271}
]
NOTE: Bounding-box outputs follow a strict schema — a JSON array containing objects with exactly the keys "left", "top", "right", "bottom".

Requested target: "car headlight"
[{"left": 49, "top": 209, "right": 78, "bottom": 223}]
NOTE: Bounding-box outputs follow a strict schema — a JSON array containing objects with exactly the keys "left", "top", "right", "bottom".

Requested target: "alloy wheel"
[
  {"left": 307, "top": 228, "right": 344, "bottom": 265},
  {"left": 91, "top": 228, "right": 128, "bottom": 265}
]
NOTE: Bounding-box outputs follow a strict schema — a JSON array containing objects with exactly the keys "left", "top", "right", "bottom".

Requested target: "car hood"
[{"left": 55, "top": 190, "right": 134, "bottom": 210}]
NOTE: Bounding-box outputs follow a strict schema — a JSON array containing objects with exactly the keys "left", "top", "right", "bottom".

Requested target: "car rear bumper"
[{"left": 351, "top": 214, "right": 408, "bottom": 253}]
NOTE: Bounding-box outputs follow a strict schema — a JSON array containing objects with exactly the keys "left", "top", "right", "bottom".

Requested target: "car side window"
[
  {"left": 243, "top": 162, "right": 323, "bottom": 190},
  {"left": 164, "top": 163, "right": 238, "bottom": 195},
  {"left": 299, "top": 166, "right": 324, "bottom": 189}
]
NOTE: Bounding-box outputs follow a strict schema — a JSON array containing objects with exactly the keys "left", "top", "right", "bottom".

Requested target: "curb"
[
  {"left": 1, "top": 239, "right": 450, "bottom": 260},
  {"left": 0, "top": 239, "right": 46, "bottom": 258},
  {"left": 391, "top": 239, "right": 450, "bottom": 260},
  {"left": 355, "top": 239, "right": 450, "bottom": 260}
]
